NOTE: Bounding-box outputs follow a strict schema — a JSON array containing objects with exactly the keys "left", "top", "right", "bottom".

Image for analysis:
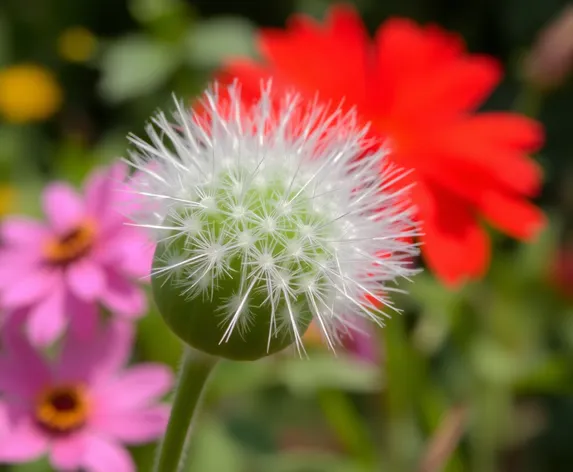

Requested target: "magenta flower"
[
  {"left": 0, "top": 163, "right": 153, "bottom": 345},
  {"left": 340, "top": 319, "right": 380, "bottom": 364},
  {"left": 0, "top": 320, "right": 172, "bottom": 472}
]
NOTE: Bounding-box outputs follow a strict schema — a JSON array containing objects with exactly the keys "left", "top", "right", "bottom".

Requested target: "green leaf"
[
  {"left": 186, "top": 416, "right": 245, "bottom": 472},
  {"left": 278, "top": 353, "right": 382, "bottom": 395},
  {"left": 184, "top": 17, "right": 256, "bottom": 69},
  {"left": 514, "top": 214, "right": 560, "bottom": 281},
  {"left": 515, "top": 356, "right": 573, "bottom": 394},
  {"left": 12, "top": 458, "right": 52, "bottom": 472},
  {"left": 131, "top": 443, "right": 156, "bottom": 472},
  {"left": 209, "top": 358, "right": 278, "bottom": 399},
  {"left": 136, "top": 306, "right": 182, "bottom": 368},
  {"left": 129, "top": 0, "right": 185, "bottom": 23},
  {"left": 12, "top": 177, "right": 45, "bottom": 217},
  {"left": 0, "top": 125, "right": 34, "bottom": 166},
  {"left": 52, "top": 139, "right": 94, "bottom": 185},
  {"left": 92, "top": 129, "right": 134, "bottom": 163},
  {"left": 98, "top": 35, "right": 180, "bottom": 103},
  {"left": 256, "top": 451, "right": 366, "bottom": 472}
]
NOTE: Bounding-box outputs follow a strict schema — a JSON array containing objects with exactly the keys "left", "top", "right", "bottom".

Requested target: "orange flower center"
[
  {"left": 35, "top": 384, "right": 89, "bottom": 434},
  {"left": 43, "top": 221, "right": 95, "bottom": 265}
]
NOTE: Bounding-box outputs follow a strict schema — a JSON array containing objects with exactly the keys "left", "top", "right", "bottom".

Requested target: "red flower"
[{"left": 217, "top": 4, "right": 546, "bottom": 287}]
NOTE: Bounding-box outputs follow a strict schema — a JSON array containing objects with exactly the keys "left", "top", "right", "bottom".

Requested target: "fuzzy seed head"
[{"left": 126, "top": 82, "right": 420, "bottom": 360}]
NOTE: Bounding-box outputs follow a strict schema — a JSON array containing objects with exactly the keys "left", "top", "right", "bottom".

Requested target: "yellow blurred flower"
[
  {"left": 0, "top": 185, "right": 15, "bottom": 217},
  {"left": 58, "top": 27, "right": 97, "bottom": 63},
  {"left": 0, "top": 64, "right": 63, "bottom": 123}
]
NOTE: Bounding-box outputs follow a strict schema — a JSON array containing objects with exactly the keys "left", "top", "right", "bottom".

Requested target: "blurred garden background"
[{"left": 2, "top": 0, "right": 573, "bottom": 471}]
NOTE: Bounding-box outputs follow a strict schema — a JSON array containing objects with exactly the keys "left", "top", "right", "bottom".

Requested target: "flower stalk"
[
  {"left": 382, "top": 314, "right": 421, "bottom": 470},
  {"left": 154, "top": 348, "right": 218, "bottom": 472}
]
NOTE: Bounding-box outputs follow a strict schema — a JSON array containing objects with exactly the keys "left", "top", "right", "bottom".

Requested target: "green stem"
[
  {"left": 154, "top": 348, "right": 218, "bottom": 472},
  {"left": 470, "top": 381, "right": 508, "bottom": 472},
  {"left": 317, "top": 389, "right": 377, "bottom": 468},
  {"left": 383, "top": 315, "right": 420, "bottom": 471}
]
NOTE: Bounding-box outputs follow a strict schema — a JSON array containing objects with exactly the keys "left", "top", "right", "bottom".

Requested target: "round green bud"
[
  {"left": 128, "top": 87, "right": 421, "bottom": 363},
  {"left": 152, "top": 241, "right": 313, "bottom": 361},
  {"left": 149, "top": 171, "right": 333, "bottom": 361}
]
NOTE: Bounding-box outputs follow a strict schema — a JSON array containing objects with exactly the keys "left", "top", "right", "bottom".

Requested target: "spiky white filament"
[{"left": 126, "top": 81, "right": 420, "bottom": 354}]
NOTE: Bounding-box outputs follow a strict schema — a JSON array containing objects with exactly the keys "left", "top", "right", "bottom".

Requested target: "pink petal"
[
  {"left": 0, "top": 251, "right": 41, "bottom": 285},
  {"left": 56, "top": 320, "right": 134, "bottom": 384},
  {"left": 81, "top": 435, "right": 135, "bottom": 472},
  {"left": 26, "top": 287, "right": 67, "bottom": 347},
  {"left": 342, "top": 320, "right": 379, "bottom": 363},
  {"left": 0, "top": 308, "right": 27, "bottom": 335},
  {"left": 66, "top": 259, "right": 105, "bottom": 300},
  {"left": 0, "top": 321, "right": 51, "bottom": 398},
  {"left": 118, "top": 162, "right": 159, "bottom": 219},
  {"left": 68, "top": 295, "right": 99, "bottom": 341},
  {"left": 85, "top": 163, "right": 127, "bottom": 222},
  {"left": 97, "top": 228, "right": 154, "bottom": 279},
  {"left": 96, "top": 365, "right": 173, "bottom": 412},
  {"left": 0, "top": 402, "right": 8, "bottom": 437},
  {"left": 43, "top": 183, "right": 85, "bottom": 234},
  {"left": 101, "top": 270, "right": 147, "bottom": 317},
  {"left": 1, "top": 268, "right": 58, "bottom": 309},
  {"left": 0, "top": 406, "right": 48, "bottom": 462},
  {"left": 350, "top": 331, "right": 378, "bottom": 363},
  {"left": 0, "top": 218, "right": 50, "bottom": 247},
  {"left": 121, "top": 239, "right": 154, "bottom": 280},
  {"left": 50, "top": 433, "right": 86, "bottom": 471},
  {"left": 92, "top": 405, "right": 169, "bottom": 444}
]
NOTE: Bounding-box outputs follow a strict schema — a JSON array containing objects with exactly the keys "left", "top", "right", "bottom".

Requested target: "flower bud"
[{"left": 127, "top": 83, "right": 419, "bottom": 360}]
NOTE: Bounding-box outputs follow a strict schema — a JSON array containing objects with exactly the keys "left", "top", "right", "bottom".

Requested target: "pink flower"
[
  {"left": 0, "top": 320, "right": 172, "bottom": 472},
  {"left": 304, "top": 318, "right": 380, "bottom": 363},
  {"left": 0, "top": 163, "right": 153, "bottom": 345},
  {"left": 340, "top": 320, "right": 380, "bottom": 364}
]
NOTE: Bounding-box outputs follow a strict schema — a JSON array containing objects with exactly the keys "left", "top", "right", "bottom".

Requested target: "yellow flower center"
[
  {"left": 0, "top": 64, "right": 63, "bottom": 123},
  {"left": 35, "top": 384, "right": 89, "bottom": 434},
  {"left": 43, "top": 221, "right": 96, "bottom": 265}
]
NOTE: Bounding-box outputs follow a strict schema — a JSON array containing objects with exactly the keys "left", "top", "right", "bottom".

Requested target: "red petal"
[
  {"left": 373, "top": 19, "right": 460, "bottom": 110},
  {"left": 375, "top": 18, "right": 464, "bottom": 77},
  {"left": 455, "top": 113, "right": 544, "bottom": 150},
  {"left": 374, "top": 19, "right": 501, "bottom": 117},
  {"left": 394, "top": 57, "right": 501, "bottom": 120},
  {"left": 414, "top": 180, "right": 489, "bottom": 286},
  {"left": 392, "top": 146, "right": 525, "bottom": 209},
  {"left": 219, "top": 61, "right": 285, "bottom": 99},
  {"left": 257, "top": 5, "right": 369, "bottom": 106},
  {"left": 428, "top": 117, "right": 543, "bottom": 197},
  {"left": 480, "top": 190, "right": 546, "bottom": 240}
]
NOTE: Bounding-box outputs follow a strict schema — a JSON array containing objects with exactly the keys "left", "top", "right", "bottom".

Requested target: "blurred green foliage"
[{"left": 1, "top": 0, "right": 573, "bottom": 471}]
